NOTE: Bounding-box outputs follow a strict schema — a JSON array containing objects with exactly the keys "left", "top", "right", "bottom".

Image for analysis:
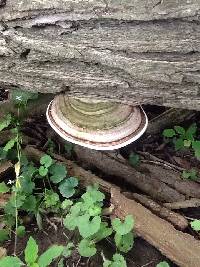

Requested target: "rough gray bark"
[{"left": 0, "top": 1, "right": 200, "bottom": 109}]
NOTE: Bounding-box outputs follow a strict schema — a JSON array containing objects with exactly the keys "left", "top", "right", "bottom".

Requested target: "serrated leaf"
[
  {"left": 0, "top": 256, "right": 24, "bottom": 267},
  {"left": 63, "top": 242, "right": 74, "bottom": 258},
  {"left": 78, "top": 239, "right": 96, "bottom": 257},
  {"left": 59, "top": 177, "right": 78, "bottom": 198},
  {"left": 156, "top": 261, "right": 170, "bottom": 267},
  {"left": 39, "top": 166, "right": 48, "bottom": 177},
  {"left": 0, "top": 229, "right": 9, "bottom": 242},
  {"left": 82, "top": 186, "right": 105, "bottom": 206},
  {"left": 78, "top": 214, "right": 101, "bottom": 238},
  {"left": 112, "top": 215, "right": 134, "bottom": 235},
  {"left": 174, "top": 126, "right": 185, "bottom": 135},
  {"left": 61, "top": 199, "right": 73, "bottom": 209},
  {"left": 37, "top": 245, "right": 64, "bottom": 267},
  {"left": 44, "top": 190, "right": 60, "bottom": 208},
  {"left": 0, "top": 182, "right": 9, "bottom": 194},
  {"left": 104, "top": 254, "right": 127, "bottom": 267},
  {"left": 25, "top": 237, "right": 38, "bottom": 265},
  {"left": 3, "top": 137, "right": 17, "bottom": 152},
  {"left": 0, "top": 114, "right": 12, "bottom": 132},
  {"left": 114, "top": 232, "right": 134, "bottom": 253},
  {"left": 17, "top": 226, "right": 26, "bottom": 237},
  {"left": 49, "top": 164, "right": 67, "bottom": 184},
  {"left": 40, "top": 154, "right": 53, "bottom": 168},
  {"left": 163, "top": 129, "right": 176, "bottom": 138},
  {"left": 190, "top": 219, "right": 200, "bottom": 232}
]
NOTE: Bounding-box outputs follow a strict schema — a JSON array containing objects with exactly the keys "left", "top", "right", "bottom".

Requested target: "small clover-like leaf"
[
  {"left": 114, "top": 232, "right": 134, "bottom": 253},
  {"left": 156, "top": 262, "right": 170, "bottom": 267},
  {"left": 59, "top": 177, "right": 78, "bottom": 198},
  {"left": 40, "top": 154, "right": 53, "bottom": 168},
  {"left": 39, "top": 166, "right": 48, "bottom": 177},
  {"left": 78, "top": 214, "right": 101, "bottom": 238},
  {"left": 163, "top": 129, "right": 176, "bottom": 138},
  {"left": 190, "top": 219, "right": 200, "bottom": 232},
  {"left": 0, "top": 182, "right": 9, "bottom": 194},
  {"left": 49, "top": 163, "right": 67, "bottom": 184},
  {"left": 25, "top": 237, "right": 38, "bottom": 265},
  {"left": 112, "top": 215, "right": 134, "bottom": 235},
  {"left": 78, "top": 239, "right": 96, "bottom": 257}
]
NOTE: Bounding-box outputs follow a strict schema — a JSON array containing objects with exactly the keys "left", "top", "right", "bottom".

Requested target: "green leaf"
[
  {"left": 88, "top": 205, "right": 102, "bottom": 216},
  {"left": 156, "top": 261, "right": 170, "bottom": 267},
  {"left": 0, "top": 256, "right": 24, "bottom": 267},
  {"left": 163, "top": 129, "right": 176, "bottom": 138},
  {"left": 22, "top": 195, "right": 37, "bottom": 212},
  {"left": 174, "top": 138, "right": 184, "bottom": 150},
  {"left": 182, "top": 169, "right": 198, "bottom": 181},
  {"left": 129, "top": 152, "right": 140, "bottom": 167},
  {"left": 82, "top": 186, "right": 105, "bottom": 206},
  {"left": 3, "top": 137, "right": 17, "bottom": 152},
  {"left": 78, "top": 239, "right": 96, "bottom": 257},
  {"left": 0, "top": 114, "right": 12, "bottom": 132},
  {"left": 183, "top": 139, "right": 191, "bottom": 148},
  {"left": 37, "top": 245, "right": 64, "bottom": 267},
  {"left": 114, "top": 232, "right": 134, "bottom": 253},
  {"left": 0, "top": 229, "right": 9, "bottom": 242},
  {"left": 39, "top": 166, "right": 48, "bottom": 177},
  {"left": 112, "top": 215, "right": 134, "bottom": 235},
  {"left": 44, "top": 190, "right": 60, "bottom": 208},
  {"left": 63, "top": 214, "right": 77, "bottom": 231},
  {"left": 63, "top": 242, "right": 74, "bottom": 258},
  {"left": 186, "top": 123, "right": 197, "bottom": 140},
  {"left": 25, "top": 237, "right": 38, "bottom": 265},
  {"left": 30, "top": 264, "right": 39, "bottom": 267},
  {"left": 61, "top": 199, "right": 73, "bottom": 209},
  {"left": 78, "top": 214, "right": 101, "bottom": 238},
  {"left": 0, "top": 182, "right": 9, "bottom": 194},
  {"left": 11, "top": 90, "right": 38, "bottom": 105},
  {"left": 103, "top": 254, "right": 127, "bottom": 267},
  {"left": 10, "top": 194, "right": 26, "bottom": 208},
  {"left": 174, "top": 126, "right": 185, "bottom": 135},
  {"left": 40, "top": 154, "right": 53, "bottom": 168},
  {"left": 190, "top": 220, "right": 200, "bottom": 232},
  {"left": 58, "top": 259, "right": 64, "bottom": 267},
  {"left": 49, "top": 164, "right": 67, "bottom": 184},
  {"left": 19, "top": 175, "right": 35, "bottom": 194},
  {"left": 59, "top": 177, "right": 78, "bottom": 198},
  {"left": 17, "top": 226, "right": 26, "bottom": 237},
  {"left": 93, "top": 222, "right": 112, "bottom": 242},
  {"left": 192, "top": 141, "right": 200, "bottom": 158}
]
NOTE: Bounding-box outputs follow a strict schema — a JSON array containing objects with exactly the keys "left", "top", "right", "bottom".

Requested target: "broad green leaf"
[
  {"left": 103, "top": 254, "right": 127, "bottom": 267},
  {"left": 163, "top": 129, "right": 176, "bottom": 138},
  {"left": 30, "top": 264, "right": 39, "bottom": 267},
  {"left": 0, "top": 229, "right": 9, "bottom": 242},
  {"left": 89, "top": 205, "right": 102, "bottom": 216},
  {"left": 0, "top": 114, "right": 12, "bottom": 132},
  {"left": 174, "top": 138, "right": 184, "bottom": 150},
  {"left": 39, "top": 166, "right": 48, "bottom": 177},
  {"left": 93, "top": 222, "right": 112, "bottom": 242},
  {"left": 59, "top": 177, "right": 78, "bottom": 198},
  {"left": 156, "top": 261, "right": 170, "bottom": 267},
  {"left": 63, "top": 214, "right": 77, "bottom": 231},
  {"left": 190, "top": 220, "right": 200, "bottom": 232},
  {"left": 37, "top": 245, "right": 64, "bottom": 267},
  {"left": 49, "top": 164, "right": 67, "bottom": 184},
  {"left": 19, "top": 175, "right": 35, "bottom": 194},
  {"left": 186, "top": 123, "right": 197, "bottom": 140},
  {"left": 17, "top": 226, "right": 26, "bottom": 237},
  {"left": 114, "top": 232, "right": 134, "bottom": 253},
  {"left": 78, "top": 239, "right": 96, "bottom": 257},
  {"left": 0, "top": 182, "right": 9, "bottom": 194},
  {"left": 40, "top": 154, "right": 53, "bottom": 168},
  {"left": 61, "top": 199, "right": 73, "bottom": 209},
  {"left": 0, "top": 256, "right": 24, "bottom": 267},
  {"left": 10, "top": 194, "right": 26, "bottom": 208},
  {"left": 63, "top": 242, "right": 74, "bottom": 258},
  {"left": 22, "top": 195, "right": 37, "bottom": 212},
  {"left": 44, "top": 190, "right": 60, "bottom": 208},
  {"left": 78, "top": 214, "right": 101, "bottom": 238},
  {"left": 82, "top": 186, "right": 105, "bottom": 206},
  {"left": 174, "top": 126, "right": 185, "bottom": 135},
  {"left": 112, "top": 215, "right": 134, "bottom": 235},
  {"left": 25, "top": 237, "right": 38, "bottom": 265},
  {"left": 129, "top": 152, "right": 140, "bottom": 167},
  {"left": 3, "top": 137, "right": 17, "bottom": 152}
]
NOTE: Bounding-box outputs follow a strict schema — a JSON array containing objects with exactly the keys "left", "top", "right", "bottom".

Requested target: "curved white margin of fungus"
[{"left": 46, "top": 101, "right": 148, "bottom": 151}]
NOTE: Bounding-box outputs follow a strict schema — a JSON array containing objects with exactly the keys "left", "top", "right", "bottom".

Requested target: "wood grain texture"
[{"left": 0, "top": 0, "right": 200, "bottom": 109}]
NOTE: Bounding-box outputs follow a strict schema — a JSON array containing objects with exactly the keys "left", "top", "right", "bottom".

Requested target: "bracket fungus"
[{"left": 46, "top": 94, "right": 148, "bottom": 150}]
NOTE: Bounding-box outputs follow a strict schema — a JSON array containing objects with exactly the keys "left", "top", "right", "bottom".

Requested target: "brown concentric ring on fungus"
[{"left": 46, "top": 95, "right": 148, "bottom": 150}]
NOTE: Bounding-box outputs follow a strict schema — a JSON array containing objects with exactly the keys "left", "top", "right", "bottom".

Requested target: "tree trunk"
[{"left": 0, "top": 1, "right": 200, "bottom": 110}]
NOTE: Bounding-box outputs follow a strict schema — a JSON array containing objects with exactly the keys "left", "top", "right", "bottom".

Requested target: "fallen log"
[
  {"left": 124, "top": 192, "right": 188, "bottom": 230},
  {"left": 24, "top": 146, "right": 200, "bottom": 267},
  {"left": 164, "top": 198, "right": 200, "bottom": 210},
  {"left": 74, "top": 146, "right": 185, "bottom": 203}
]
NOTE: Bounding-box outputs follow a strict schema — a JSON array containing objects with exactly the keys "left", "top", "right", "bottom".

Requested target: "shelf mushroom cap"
[{"left": 46, "top": 95, "right": 148, "bottom": 150}]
